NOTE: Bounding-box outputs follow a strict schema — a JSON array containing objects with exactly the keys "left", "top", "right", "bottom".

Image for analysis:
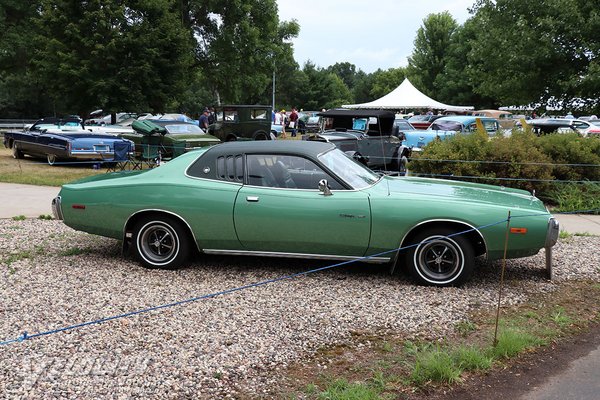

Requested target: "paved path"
[{"left": 0, "top": 183, "right": 60, "bottom": 218}]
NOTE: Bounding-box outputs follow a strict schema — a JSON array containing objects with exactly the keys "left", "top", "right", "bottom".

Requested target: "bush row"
[{"left": 409, "top": 128, "right": 600, "bottom": 210}]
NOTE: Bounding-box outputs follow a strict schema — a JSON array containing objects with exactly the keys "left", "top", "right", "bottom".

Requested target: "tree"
[
  {"left": 0, "top": 0, "right": 49, "bottom": 117},
  {"left": 33, "top": 0, "right": 194, "bottom": 117},
  {"left": 369, "top": 67, "right": 406, "bottom": 99},
  {"left": 183, "top": 0, "right": 299, "bottom": 105},
  {"left": 296, "top": 61, "right": 352, "bottom": 110},
  {"left": 407, "top": 12, "right": 458, "bottom": 99},
  {"left": 469, "top": 0, "right": 600, "bottom": 111},
  {"left": 434, "top": 16, "right": 496, "bottom": 108}
]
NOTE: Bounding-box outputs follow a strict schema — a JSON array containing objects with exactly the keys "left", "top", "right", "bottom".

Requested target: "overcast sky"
[{"left": 276, "top": 0, "right": 474, "bottom": 73}]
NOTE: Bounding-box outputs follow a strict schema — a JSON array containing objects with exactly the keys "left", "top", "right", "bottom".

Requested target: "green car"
[
  {"left": 52, "top": 141, "right": 559, "bottom": 287},
  {"left": 119, "top": 120, "right": 220, "bottom": 160}
]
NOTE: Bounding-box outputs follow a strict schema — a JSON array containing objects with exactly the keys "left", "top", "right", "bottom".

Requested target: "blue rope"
[{"left": 0, "top": 218, "right": 514, "bottom": 346}]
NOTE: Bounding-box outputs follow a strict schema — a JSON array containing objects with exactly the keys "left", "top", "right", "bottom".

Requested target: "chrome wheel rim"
[
  {"left": 138, "top": 222, "right": 179, "bottom": 265},
  {"left": 47, "top": 154, "right": 56, "bottom": 165},
  {"left": 415, "top": 235, "right": 463, "bottom": 283}
]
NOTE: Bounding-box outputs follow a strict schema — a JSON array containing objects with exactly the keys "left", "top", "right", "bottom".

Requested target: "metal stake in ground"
[{"left": 494, "top": 211, "right": 511, "bottom": 347}]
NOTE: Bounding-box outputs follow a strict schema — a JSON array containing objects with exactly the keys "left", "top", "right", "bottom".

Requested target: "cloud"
[{"left": 277, "top": 0, "right": 473, "bottom": 72}]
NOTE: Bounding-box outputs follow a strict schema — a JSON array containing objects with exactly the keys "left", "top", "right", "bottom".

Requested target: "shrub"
[{"left": 409, "top": 130, "right": 600, "bottom": 207}]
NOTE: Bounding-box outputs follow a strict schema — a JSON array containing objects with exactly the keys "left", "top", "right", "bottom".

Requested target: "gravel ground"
[{"left": 1, "top": 219, "right": 599, "bottom": 399}]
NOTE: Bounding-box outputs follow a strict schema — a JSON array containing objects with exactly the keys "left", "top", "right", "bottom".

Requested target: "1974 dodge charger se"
[{"left": 52, "top": 141, "right": 559, "bottom": 286}]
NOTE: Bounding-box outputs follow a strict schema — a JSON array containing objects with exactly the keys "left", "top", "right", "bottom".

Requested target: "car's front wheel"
[
  {"left": 133, "top": 215, "right": 191, "bottom": 269},
  {"left": 47, "top": 154, "right": 57, "bottom": 165},
  {"left": 405, "top": 228, "right": 474, "bottom": 286}
]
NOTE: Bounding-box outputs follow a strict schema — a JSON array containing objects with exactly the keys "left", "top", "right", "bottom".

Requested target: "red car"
[{"left": 408, "top": 114, "right": 442, "bottom": 130}]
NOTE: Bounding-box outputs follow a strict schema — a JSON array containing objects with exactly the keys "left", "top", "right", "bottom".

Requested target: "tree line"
[{"left": 0, "top": 0, "right": 598, "bottom": 119}]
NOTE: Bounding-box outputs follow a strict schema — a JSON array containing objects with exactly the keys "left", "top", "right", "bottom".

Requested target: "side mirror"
[{"left": 318, "top": 179, "right": 332, "bottom": 196}]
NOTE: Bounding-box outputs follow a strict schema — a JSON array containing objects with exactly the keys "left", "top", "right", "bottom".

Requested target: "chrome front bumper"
[
  {"left": 52, "top": 196, "right": 63, "bottom": 220},
  {"left": 545, "top": 217, "right": 560, "bottom": 247}
]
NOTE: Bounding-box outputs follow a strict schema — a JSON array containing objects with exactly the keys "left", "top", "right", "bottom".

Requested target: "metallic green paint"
[{"left": 54, "top": 142, "right": 555, "bottom": 272}]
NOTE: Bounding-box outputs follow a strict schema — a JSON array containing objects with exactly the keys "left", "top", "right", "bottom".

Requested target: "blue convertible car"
[
  {"left": 3, "top": 117, "right": 134, "bottom": 166},
  {"left": 402, "top": 116, "right": 500, "bottom": 152}
]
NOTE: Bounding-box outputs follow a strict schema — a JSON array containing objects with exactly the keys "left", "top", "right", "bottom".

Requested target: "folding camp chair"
[
  {"left": 140, "top": 134, "right": 163, "bottom": 168},
  {"left": 106, "top": 141, "right": 133, "bottom": 172}
]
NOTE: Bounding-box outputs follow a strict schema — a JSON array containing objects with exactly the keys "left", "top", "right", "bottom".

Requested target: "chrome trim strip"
[{"left": 202, "top": 249, "right": 390, "bottom": 264}]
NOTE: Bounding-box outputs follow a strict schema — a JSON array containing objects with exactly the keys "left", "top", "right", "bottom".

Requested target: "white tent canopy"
[{"left": 343, "top": 78, "right": 473, "bottom": 111}]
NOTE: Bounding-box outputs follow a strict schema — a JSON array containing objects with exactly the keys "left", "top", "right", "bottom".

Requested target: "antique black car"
[
  {"left": 305, "top": 109, "right": 409, "bottom": 173},
  {"left": 207, "top": 105, "right": 274, "bottom": 141}
]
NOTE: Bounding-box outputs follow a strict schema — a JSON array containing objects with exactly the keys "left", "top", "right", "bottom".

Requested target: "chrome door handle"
[{"left": 246, "top": 196, "right": 259, "bottom": 202}]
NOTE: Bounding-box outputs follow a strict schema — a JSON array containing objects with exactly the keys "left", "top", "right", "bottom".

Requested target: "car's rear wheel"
[
  {"left": 12, "top": 143, "right": 24, "bottom": 159},
  {"left": 226, "top": 135, "right": 237, "bottom": 142},
  {"left": 405, "top": 228, "right": 474, "bottom": 287},
  {"left": 254, "top": 131, "right": 268, "bottom": 140},
  {"left": 47, "top": 154, "right": 57, "bottom": 165},
  {"left": 133, "top": 215, "right": 191, "bottom": 269}
]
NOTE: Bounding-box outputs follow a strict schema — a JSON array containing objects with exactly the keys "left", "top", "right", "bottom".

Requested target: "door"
[{"left": 234, "top": 154, "right": 371, "bottom": 256}]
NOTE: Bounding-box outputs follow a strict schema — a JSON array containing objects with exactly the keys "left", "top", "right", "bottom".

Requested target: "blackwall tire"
[
  {"left": 405, "top": 227, "right": 475, "bottom": 287},
  {"left": 133, "top": 215, "right": 191, "bottom": 269}
]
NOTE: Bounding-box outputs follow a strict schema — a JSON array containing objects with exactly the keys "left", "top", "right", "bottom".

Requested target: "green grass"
[
  {"left": 12, "top": 215, "right": 26, "bottom": 221},
  {"left": 489, "top": 328, "right": 546, "bottom": 359},
  {"left": 0, "top": 147, "right": 103, "bottom": 186},
  {"left": 313, "top": 378, "right": 386, "bottom": 400},
  {"left": 38, "top": 214, "right": 53, "bottom": 220}
]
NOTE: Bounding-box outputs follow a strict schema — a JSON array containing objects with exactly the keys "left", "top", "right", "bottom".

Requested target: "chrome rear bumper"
[{"left": 52, "top": 196, "right": 63, "bottom": 220}]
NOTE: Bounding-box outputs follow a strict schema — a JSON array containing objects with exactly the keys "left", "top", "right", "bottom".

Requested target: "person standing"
[
  {"left": 207, "top": 107, "right": 216, "bottom": 125},
  {"left": 279, "top": 109, "right": 287, "bottom": 139},
  {"left": 198, "top": 107, "right": 210, "bottom": 131},
  {"left": 289, "top": 107, "right": 299, "bottom": 137}
]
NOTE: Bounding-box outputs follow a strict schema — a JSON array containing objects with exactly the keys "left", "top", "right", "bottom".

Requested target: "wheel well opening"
[
  {"left": 402, "top": 221, "right": 486, "bottom": 257},
  {"left": 124, "top": 211, "right": 198, "bottom": 252}
]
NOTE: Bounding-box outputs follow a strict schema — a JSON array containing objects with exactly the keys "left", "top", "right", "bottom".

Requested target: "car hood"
[{"left": 379, "top": 176, "right": 547, "bottom": 212}]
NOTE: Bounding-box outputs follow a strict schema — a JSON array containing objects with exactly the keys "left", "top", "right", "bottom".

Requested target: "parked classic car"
[
  {"left": 524, "top": 118, "right": 600, "bottom": 137},
  {"left": 471, "top": 110, "right": 515, "bottom": 129},
  {"left": 52, "top": 141, "right": 559, "bottom": 287},
  {"left": 119, "top": 120, "right": 220, "bottom": 160},
  {"left": 403, "top": 116, "right": 500, "bottom": 152},
  {"left": 407, "top": 114, "right": 443, "bottom": 130},
  {"left": 306, "top": 109, "right": 410, "bottom": 173},
  {"left": 3, "top": 117, "right": 135, "bottom": 165},
  {"left": 207, "top": 105, "right": 275, "bottom": 141}
]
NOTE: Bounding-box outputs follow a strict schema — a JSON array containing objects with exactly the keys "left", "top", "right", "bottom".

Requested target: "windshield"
[
  {"left": 429, "top": 120, "right": 464, "bottom": 132},
  {"left": 164, "top": 124, "right": 205, "bottom": 134},
  {"left": 395, "top": 119, "right": 413, "bottom": 130},
  {"left": 318, "top": 149, "right": 380, "bottom": 189}
]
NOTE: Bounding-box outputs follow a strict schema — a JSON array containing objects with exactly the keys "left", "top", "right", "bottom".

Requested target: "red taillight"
[
  {"left": 72, "top": 204, "right": 86, "bottom": 210},
  {"left": 510, "top": 227, "right": 527, "bottom": 234}
]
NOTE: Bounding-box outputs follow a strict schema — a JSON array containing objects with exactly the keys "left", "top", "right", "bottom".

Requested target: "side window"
[
  {"left": 251, "top": 109, "right": 267, "bottom": 120},
  {"left": 246, "top": 154, "right": 344, "bottom": 190}
]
